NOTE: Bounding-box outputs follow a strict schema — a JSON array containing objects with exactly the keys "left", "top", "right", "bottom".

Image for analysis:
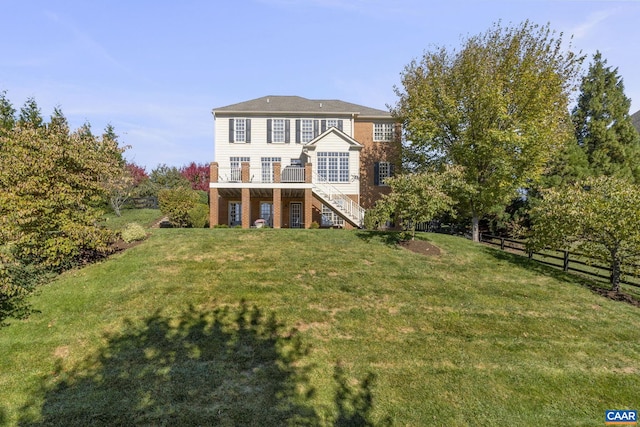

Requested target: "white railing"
[
  {"left": 281, "top": 166, "right": 305, "bottom": 183},
  {"left": 215, "top": 167, "right": 306, "bottom": 183},
  {"left": 312, "top": 172, "right": 365, "bottom": 227}
]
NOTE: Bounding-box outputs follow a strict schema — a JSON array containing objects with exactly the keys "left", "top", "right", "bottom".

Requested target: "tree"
[
  {"left": 529, "top": 176, "right": 640, "bottom": 293},
  {"left": 158, "top": 187, "right": 201, "bottom": 228},
  {"left": 0, "top": 106, "right": 126, "bottom": 270},
  {"left": 180, "top": 162, "right": 210, "bottom": 192},
  {"left": 18, "top": 97, "right": 44, "bottom": 128},
  {"left": 0, "top": 90, "right": 16, "bottom": 133},
  {"left": 572, "top": 52, "right": 640, "bottom": 182},
  {"left": 393, "top": 21, "right": 583, "bottom": 242},
  {"left": 365, "top": 166, "right": 466, "bottom": 240},
  {"left": 148, "top": 164, "right": 190, "bottom": 195}
]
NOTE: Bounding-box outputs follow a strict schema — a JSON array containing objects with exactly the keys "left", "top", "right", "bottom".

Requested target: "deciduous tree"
[
  {"left": 180, "top": 162, "right": 210, "bottom": 192},
  {"left": 529, "top": 176, "right": 640, "bottom": 293},
  {"left": 365, "top": 166, "right": 466, "bottom": 240},
  {"left": 393, "top": 21, "right": 583, "bottom": 242}
]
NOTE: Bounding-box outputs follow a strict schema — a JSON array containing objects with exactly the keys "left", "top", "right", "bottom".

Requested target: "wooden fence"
[{"left": 480, "top": 233, "right": 640, "bottom": 289}]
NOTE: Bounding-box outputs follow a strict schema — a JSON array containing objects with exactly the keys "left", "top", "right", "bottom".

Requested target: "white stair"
[{"left": 312, "top": 173, "right": 365, "bottom": 228}]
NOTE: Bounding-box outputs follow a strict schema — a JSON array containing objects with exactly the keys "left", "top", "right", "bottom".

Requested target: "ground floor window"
[
  {"left": 260, "top": 202, "right": 273, "bottom": 226},
  {"left": 321, "top": 204, "right": 344, "bottom": 227},
  {"left": 229, "top": 202, "right": 241, "bottom": 226}
]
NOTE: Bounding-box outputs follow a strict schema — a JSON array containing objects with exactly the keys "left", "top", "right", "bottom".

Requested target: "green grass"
[
  {"left": 101, "top": 208, "right": 163, "bottom": 231},
  {"left": 1, "top": 225, "right": 639, "bottom": 426}
]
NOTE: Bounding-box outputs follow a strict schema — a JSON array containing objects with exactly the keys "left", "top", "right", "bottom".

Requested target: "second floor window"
[
  {"left": 261, "top": 157, "right": 281, "bottom": 183},
  {"left": 317, "top": 152, "right": 349, "bottom": 183},
  {"left": 235, "top": 119, "right": 246, "bottom": 142},
  {"left": 301, "top": 119, "right": 314, "bottom": 143},
  {"left": 229, "top": 118, "right": 251, "bottom": 143},
  {"left": 374, "top": 123, "right": 394, "bottom": 141},
  {"left": 272, "top": 119, "right": 285, "bottom": 143}
]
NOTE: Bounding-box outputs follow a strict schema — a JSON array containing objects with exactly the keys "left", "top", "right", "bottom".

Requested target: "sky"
[{"left": 2, "top": 0, "right": 639, "bottom": 170}]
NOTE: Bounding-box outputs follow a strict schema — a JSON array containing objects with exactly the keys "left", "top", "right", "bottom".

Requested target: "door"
[{"left": 290, "top": 202, "right": 302, "bottom": 228}]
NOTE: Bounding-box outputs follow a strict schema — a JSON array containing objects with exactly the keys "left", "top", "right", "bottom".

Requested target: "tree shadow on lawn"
[
  {"left": 354, "top": 230, "right": 403, "bottom": 248},
  {"left": 18, "top": 301, "right": 383, "bottom": 426}
]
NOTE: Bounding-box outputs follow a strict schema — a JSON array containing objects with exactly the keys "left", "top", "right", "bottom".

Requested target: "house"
[
  {"left": 209, "top": 96, "right": 400, "bottom": 229},
  {"left": 632, "top": 109, "right": 640, "bottom": 135}
]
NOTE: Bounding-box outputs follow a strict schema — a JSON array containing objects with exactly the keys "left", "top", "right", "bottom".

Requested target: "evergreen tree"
[
  {"left": 572, "top": 52, "right": 640, "bottom": 182},
  {"left": 18, "top": 97, "right": 44, "bottom": 128},
  {"left": 0, "top": 90, "right": 16, "bottom": 133}
]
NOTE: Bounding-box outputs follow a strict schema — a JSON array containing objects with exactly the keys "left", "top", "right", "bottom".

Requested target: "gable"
[{"left": 305, "top": 127, "right": 362, "bottom": 151}]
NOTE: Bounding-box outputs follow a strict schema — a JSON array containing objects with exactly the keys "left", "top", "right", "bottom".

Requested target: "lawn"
[{"left": 1, "top": 219, "right": 638, "bottom": 425}]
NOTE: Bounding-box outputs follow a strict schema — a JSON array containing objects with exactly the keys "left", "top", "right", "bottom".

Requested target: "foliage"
[
  {"left": 180, "top": 162, "right": 210, "bottom": 191},
  {"left": 187, "top": 203, "right": 210, "bottom": 228},
  {"left": 120, "top": 223, "right": 148, "bottom": 243},
  {"left": 0, "top": 98, "right": 124, "bottom": 271},
  {"left": 366, "top": 167, "right": 467, "bottom": 240},
  {"left": 393, "top": 20, "right": 583, "bottom": 242},
  {"left": 158, "top": 187, "right": 201, "bottom": 228},
  {"left": 0, "top": 90, "right": 16, "bottom": 133},
  {"left": 572, "top": 51, "right": 640, "bottom": 182},
  {"left": 529, "top": 176, "right": 640, "bottom": 292},
  {"left": 149, "top": 164, "right": 190, "bottom": 193}
]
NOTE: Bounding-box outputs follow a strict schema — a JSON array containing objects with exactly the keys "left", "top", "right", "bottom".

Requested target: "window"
[
  {"left": 229, "top": 118, "right": 251, "bottom": 143},
  {"left": 273, "top": 119, "right": 285, "bottom": 143},
  {"left": 229, "top": 202, "right": 242, "bottom": 226},
  {"left": 374, "top": 123, "right": 394, "bottom": 141},
  {"left": 261, "top": 157, "right": 281, "bottom": 183},
  {"left": 321, "top": 204, "right": 344, "bottom": 227},
  {"left": 374, "top": 161, "right": 394, "bottom": 186},
  {"left": 230, "top": 156, "right": 250, "bottom": 182},
  {"left": 260, "top": 202, "right": 273, "bottom": 226},
  {"left": 317, "top": 152, "right": 349, "bottom": 183},
  {"left": 301, "top": 119, "right": 314, "bottom": 143},
  {"left": 321, "top": 119, "right": 343, "bottom": 133}
]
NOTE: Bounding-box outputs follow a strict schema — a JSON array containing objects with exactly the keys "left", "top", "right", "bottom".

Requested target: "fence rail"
[{"left": 480, "top": 233, "right": 640, "bottom": 289}]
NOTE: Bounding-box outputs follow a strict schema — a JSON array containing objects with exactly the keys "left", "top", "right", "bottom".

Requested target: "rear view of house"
[{"left": 209, "top": 96, "right": 400, "bottom": 229}]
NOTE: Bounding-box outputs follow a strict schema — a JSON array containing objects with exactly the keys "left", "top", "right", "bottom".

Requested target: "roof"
[
  {"left": 213, "top": 95, "right": 392, "bottom": 118},
  {"left": 632, "top": 110, "right": 640, "bottom": 134}
]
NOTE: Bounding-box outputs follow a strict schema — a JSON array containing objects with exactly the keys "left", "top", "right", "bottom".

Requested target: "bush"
[
  {"left": 158, "top": 188, "right": 200, "bottom": 228},
  {"left": 310, "top": 221, "right": 319, "bottom": 229},
  {"left": 188, "top": 204, "right": 209, "bottom": 228},
  {"left": 121, "top": 223, "right": 147, "bottom": 243}
]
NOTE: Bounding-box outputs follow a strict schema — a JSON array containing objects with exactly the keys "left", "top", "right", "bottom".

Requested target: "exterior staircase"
[{"left": 312, "top": 173, "right": 365, "bottom": 228}]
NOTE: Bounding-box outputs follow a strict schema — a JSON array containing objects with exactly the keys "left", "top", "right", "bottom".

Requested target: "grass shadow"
[
  {"left": 481, "top": 246, "right": 578, "bottom": 284},
  {"left": 18, "top": 301, "right": 382, "bottom": 426},
  {"left": 353, "top": 230, "right": 402, "bottom": 247}
]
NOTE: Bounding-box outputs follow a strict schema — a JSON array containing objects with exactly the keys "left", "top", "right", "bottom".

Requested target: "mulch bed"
[{"left": 398, "top": 239, "right": 441, "bottom": 256}]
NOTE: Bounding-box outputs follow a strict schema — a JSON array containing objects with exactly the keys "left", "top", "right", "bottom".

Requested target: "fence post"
[
  {"left": 500, "top": 238, "right": 505, "bottom": 250},
  {"left": 563, "top": 251, "right": 569, "bottom": 272}
]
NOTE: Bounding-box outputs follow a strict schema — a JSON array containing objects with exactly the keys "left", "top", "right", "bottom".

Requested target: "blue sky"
[{"left": 2, "top": 0, "right": 639, "bottom": 169}]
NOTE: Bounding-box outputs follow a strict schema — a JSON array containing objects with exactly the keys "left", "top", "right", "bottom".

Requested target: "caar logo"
[{"left": 605, "top": 410, "right": 637, "bottom": 425}]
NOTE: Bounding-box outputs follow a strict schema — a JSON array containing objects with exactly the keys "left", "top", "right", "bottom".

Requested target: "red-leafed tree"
[
  {"left": 126, "top": 162, "right": 148, "bottom": 186},
  {"left": 180, "top": 162, "right": 210, "bottom": 191}
]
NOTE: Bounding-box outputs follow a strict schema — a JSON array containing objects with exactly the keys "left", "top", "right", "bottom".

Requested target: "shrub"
[
  {"left": 188, "top": 204, "right": 209, "bottom": 228},
  {"left": 158, "top": 187, "right": 200, "bottom": 227},
  {"left": 310, "top": 221, "right": 319, "bottom": 229},
  {"left": 121, "top": 223, "right": 147, "bottom": 243}
]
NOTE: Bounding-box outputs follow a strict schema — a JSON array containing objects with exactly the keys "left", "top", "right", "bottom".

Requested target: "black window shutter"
[
  {"left": 314, "top": 120, "right": 319, "bottom": 137},
  {"left": 374, "top": 162, "right": 380, "bottom": 186},
  {"left": 285, "top": 120, "right": 291, "bottom": 143},
  {"left": 229, "top": 118, "right": 234, "bottom": 143},
  {"left": 389, "top": 163, "right": 395, "bottom": 177},
  {"left": 295, "top": 119, "right": 301, "bottom": 143},
  {"left": 246, "top": 119, "right": 251, "bottom": 143},
  {"left": 337, "top": 120, "right": 343, "bottom": 131},
  {"left": 267, "top": 119, "right": 272, "bottom": 143},
  {"left": 321, "top": 120, "right": 326, "bottom": 133}
]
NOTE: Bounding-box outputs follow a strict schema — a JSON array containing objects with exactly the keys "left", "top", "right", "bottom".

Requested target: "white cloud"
[{"left": 570, "top": 7, "right": 619, "bottom": 40}]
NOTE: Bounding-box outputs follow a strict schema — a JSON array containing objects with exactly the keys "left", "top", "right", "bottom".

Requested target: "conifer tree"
[{"left": 572, "top": 52, "right": 640, "bottom": 182}]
